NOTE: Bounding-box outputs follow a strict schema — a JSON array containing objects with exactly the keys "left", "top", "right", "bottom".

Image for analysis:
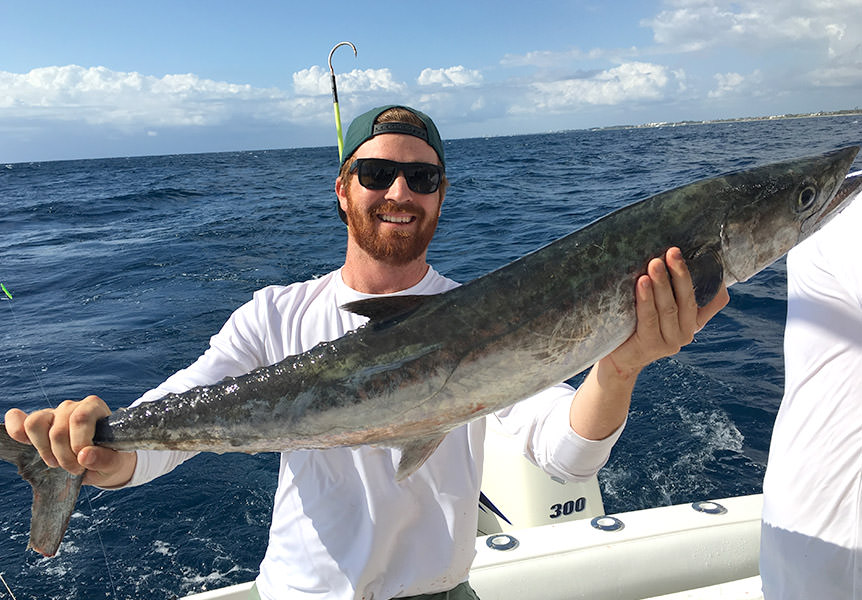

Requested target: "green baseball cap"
[
  {"left": 337, "top": 105, "right": 446, "bottom": 223},
  {"left": 340, "top": 105, "right": 445, "bottom": 168}
]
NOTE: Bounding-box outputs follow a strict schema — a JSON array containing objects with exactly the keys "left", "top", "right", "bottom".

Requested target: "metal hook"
[{"left": 328, "top": 41, "right": 357, "bottom": 77}]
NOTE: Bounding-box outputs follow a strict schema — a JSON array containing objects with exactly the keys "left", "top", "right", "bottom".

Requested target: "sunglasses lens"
[
  {"left": 354, "top": 160, "right": 441, "bottom": 194},
  {"left": 357, "top": 161, "right": 398, "bottom": 190},
  {"left": 403, "top": 165, "right": 441, "bottom": 194}
]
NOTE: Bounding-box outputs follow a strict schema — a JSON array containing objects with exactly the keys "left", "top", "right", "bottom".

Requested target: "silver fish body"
[{"left": 2, "top": 146, "right": 858, "bottom": 556}]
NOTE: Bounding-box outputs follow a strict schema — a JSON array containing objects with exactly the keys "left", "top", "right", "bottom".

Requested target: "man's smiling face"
[{"left": 338, "top": 133, "right": 444, "bottom": 266}]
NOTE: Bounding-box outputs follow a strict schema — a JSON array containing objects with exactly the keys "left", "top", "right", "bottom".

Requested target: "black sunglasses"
[{"left": 349, "top": 158, "right": 444, "bottom": 194}]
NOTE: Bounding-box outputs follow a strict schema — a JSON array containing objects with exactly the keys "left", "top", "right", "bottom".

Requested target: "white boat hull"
[
  {"left": 472, "top": 494, "right": 762, "bottom": 599},
  {"left": 181, "top": 494, "right": 763, "bottom": 600}
]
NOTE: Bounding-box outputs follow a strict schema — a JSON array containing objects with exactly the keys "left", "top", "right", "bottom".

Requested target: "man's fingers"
[
  {"left": 4, "top": 408, "right": 30, "bottom": 444},
  {"left": 646, "top": 255, "right": 683, "bottom": 345},
  {"left": 79, "top": 447, "right": 137, "bottom": 488},
  {"left": 79, "top": 446, "right": 122, "bottom": 479},
  {"left": 69, "top": 395, "right": 110, "bottom": 455},
  {"left": 636, "top": 248, "right": 701, "bottom": 351},
  {"left": 46, "top": 401, "right": 85, "bottom": 474},
  {"left": 634, "top": 273, "right": 659, "bottom": 339},
  {"left": 696, "top": 284, "right": 730, "bottom": 331},
  {"left": 22, "top": 408, "right": 60, "bottom": 468},
  {"left": 665, "top": 247, "right": 699, "bottom": 336},
  {"left": 5, "top": 396, "right": 112, "bottom": 477}
]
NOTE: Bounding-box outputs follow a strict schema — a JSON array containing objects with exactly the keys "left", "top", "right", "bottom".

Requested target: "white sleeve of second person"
[
  {"left": 492, "top": 383, "right": 626, "bottom": 481},
  {"left": 121, "top": 294, "right": 271, "bottom": 488}
]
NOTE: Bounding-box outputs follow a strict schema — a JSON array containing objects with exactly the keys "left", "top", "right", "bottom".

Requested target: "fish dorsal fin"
[
  {"left": 341, "top": 294, "right": 435, "bottom": 324},
  {"left": 684, "top": 246, "right": 725, "bottom": 307},
  {"left": 395, "top": 435, "right": 446, "bottom": 481}
]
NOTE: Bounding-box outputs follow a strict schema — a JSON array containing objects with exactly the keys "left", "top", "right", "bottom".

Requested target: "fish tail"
[{"left": 0, "top": 424, "right": 83, "bottom": 556}]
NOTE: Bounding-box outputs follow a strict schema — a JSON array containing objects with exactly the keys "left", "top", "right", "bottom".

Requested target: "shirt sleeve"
[
  {"left": 113, "top": 293, "right": 272, "bottom": 488},
  {"left": 492, "top": 383, "right": 625, "bottom": 481}
]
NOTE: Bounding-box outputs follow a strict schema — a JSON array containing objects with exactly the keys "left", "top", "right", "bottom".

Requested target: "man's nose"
[{"left": 385, "top": 171, "right": 413, "bottom": 199}]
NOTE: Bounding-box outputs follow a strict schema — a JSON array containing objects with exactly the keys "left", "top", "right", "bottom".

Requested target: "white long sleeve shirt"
[
  {"left": 124, "top": 266, "right": 624, "bottom": 600},
  {"left": 760, "top": 189, "right": 862, "bottom": 599}
]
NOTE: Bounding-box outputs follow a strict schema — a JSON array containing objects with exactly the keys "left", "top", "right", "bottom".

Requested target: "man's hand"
[
  {"left": 605, "top": 246, "right": 729, "bottom": 379},
  {"left": 5, "top": 395, "right": 137, "bottom": 488},
  {"left": 570, "top": 247, "right": 729, "bottom": 440}
]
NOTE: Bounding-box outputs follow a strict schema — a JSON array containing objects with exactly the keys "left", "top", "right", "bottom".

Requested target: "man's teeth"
[{"left": 380, "top": 215, "right": 413, "bottom": 223}]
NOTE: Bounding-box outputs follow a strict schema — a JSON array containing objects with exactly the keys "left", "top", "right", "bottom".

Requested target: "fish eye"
[{"left": 795, "top": 185, "right": 817, "bottom": 212}]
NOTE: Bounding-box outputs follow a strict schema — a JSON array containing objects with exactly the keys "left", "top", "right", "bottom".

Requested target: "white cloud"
[
  {"left": 709, "top": 73, "right": 745, "bottom": 98},
  {"left": 708, "top": 71, "right": 756, "bottom": 98},
  {"left": 644, "top": 0, "right": 862, "bottom": 54},
  {"left": 501, "top": 46, "right": 636, "bottom": 68},
  {"left": 636, "top": 1, "right": 862, "bottom": 108},
  {"left": 514, "top": 62, "right": 672, "bottom": 113},
  {"left": 809, "top": 42, "right": 862, "bottom": 86},
  {"left": 0, "top": 65, "right": 284, "bottom": 128},
  {"left": 825, "top": 23, "right": 847, "bottom": 58},
  {"left": 417, "top": 66, "right": 483, "bottom": 88},
  {"left": 292, "top": 65, "right": 406, "bottom": 96},
  {"left": 0, "top": 63, "right": 414, "bottom": 137},
  {"left": 672, "top": 68, "right": 689, "bottom": 93}
]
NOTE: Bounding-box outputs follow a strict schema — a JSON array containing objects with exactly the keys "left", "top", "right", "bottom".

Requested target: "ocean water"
[{"left": 1, "top": 115, "right": 860, "bottom": 599}]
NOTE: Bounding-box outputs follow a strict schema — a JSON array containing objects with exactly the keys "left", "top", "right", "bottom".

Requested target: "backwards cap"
[
  {"left": 337, "top": 105, "right": 445, "bottom": 223},
  {"left": 340, "top": 105, "right": 445, "bottom": 168}
]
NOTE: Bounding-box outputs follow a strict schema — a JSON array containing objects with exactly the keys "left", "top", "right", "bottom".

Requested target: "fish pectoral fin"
[
  {"left": 341, "top": 294, "right": 437, "bottom": 326},
  {"left": 683, "top": 246, "right": 725, "bottom": 307},
  {"left": 395, "top": 435, "right": 446, "bottom": 481},
  {"left": 0, "top": 424, "right": 83, "bottom": 557}
]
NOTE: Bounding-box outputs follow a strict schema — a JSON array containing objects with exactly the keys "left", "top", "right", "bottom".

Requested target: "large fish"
[{"left": 2, "top": 147, "right": 859, "bottom": 556}]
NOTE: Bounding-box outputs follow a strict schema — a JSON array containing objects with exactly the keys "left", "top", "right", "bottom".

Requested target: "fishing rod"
[{"left": 328, "top": 41, "right": 357, "bottom": 162}]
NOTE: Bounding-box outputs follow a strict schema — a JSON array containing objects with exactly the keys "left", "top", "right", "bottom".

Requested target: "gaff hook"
[{"left": 328, "top": 41, "right": 358, "bottom": 162}]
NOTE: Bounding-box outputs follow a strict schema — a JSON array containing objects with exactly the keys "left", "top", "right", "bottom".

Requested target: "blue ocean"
[{"left": 1, "top": 115, "right": 860, "bottom": 599}]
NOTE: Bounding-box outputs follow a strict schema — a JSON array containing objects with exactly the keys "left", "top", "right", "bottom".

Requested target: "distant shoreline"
[{"left": 591, "top": 109, "right": 862, "bottom": 132}]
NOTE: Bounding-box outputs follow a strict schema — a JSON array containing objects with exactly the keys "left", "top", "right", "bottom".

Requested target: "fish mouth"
[
  {"left": 805, "top": 171, "right": 862, "bottom": 233},
  {"left": 823, "top": 172, "right": 862, "bottom": 215}
]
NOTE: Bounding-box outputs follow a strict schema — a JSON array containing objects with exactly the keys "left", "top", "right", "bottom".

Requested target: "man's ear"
[{"left": 335, "top": 176, "right": 348, "bottom": 215}]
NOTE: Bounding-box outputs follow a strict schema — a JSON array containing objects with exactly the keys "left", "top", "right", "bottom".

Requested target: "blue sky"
[{"left": 2, "top": 0, "right": 862, "bottom": 162}]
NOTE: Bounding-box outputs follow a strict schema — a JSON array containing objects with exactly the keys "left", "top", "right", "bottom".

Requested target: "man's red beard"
[{"left": 344, "top": 196, "right": 441, "bottom": 265}]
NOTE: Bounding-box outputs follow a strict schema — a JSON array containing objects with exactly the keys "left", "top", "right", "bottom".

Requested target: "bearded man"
[{"left": 5, "top": 105, "right": 728, "bottom": 600}]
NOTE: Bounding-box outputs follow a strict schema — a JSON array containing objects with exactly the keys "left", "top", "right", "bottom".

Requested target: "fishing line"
[
  {"left": 0, "top": 572, "right": 19, "bottom": 600},
  {"left": 1, "top": 284, "right": 51, "bottom": 409},
  {"left": 1, "top": 284, "right": 119, "bottom": 600},
  {"left": 83, "top": 489, "right": 118, "bottom": 599}
]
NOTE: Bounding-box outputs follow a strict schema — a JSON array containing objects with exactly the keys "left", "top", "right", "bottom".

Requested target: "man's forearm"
[{"left": 568, "top": 356, "right": 639, "bottom": 441}]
